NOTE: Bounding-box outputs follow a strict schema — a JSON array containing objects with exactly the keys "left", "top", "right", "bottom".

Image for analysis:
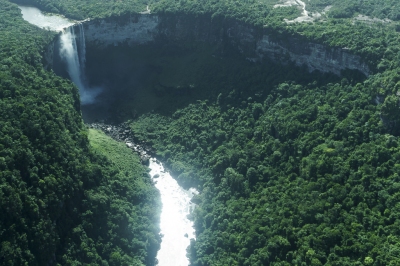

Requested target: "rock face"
[
  {"left": 47, "top": 14, "right": 370, "bottom": 76},
  {"left": 255, "top": 35, "right": 370, "bottom": 76},
  {"left": 82, "top": 15, "right": 370, "bottom": 76},
  {"left": 84, "top": 15, "right": 160, "bottom": 47}
]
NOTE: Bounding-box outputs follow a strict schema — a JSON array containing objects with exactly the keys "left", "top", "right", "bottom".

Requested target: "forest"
[
  {"left": 3, "top": 0, "right": 400, "bottom": 265},
  {"left": 0, "top": 1, "right": 160, "bottom": 265}
]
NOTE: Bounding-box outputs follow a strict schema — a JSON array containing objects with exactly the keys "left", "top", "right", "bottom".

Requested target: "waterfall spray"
[{"left": 59, "top": 24, "right": 101, "bottom": 105}]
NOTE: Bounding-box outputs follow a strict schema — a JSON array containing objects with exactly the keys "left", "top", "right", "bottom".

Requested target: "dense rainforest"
[
  {"left": 3, "top": 0, "right": 400, "bottom": 265},
  {"left": 0, "top": 1, "right": 160, "bottom": 265}
]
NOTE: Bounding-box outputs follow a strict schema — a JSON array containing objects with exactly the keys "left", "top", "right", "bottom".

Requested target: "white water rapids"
[
  {"left": 19, "top": 6, "right": 198, "bottom": 265},
  {"left": 149, "top": 158, "right": 197, "bottom": 266}
]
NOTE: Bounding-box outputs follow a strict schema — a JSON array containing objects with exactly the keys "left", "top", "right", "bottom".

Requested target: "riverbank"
[
  {"left": 88, "top": 125, "right": 198, "bottom": 266},
  {"left": 88, "top": 122, "right": 153, "bottom": 165}
]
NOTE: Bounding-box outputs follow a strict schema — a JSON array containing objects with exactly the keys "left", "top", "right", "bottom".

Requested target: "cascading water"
[
  {"left": 79, "top": 25, "right": 86, "bottom": 74},
  {"left": 19, "top": 6, "right": 198, "bottom": 264},
  {"left": 59, "top": 25, "right": 85, "bottom": 93},
  {"left": 59, "top": 24, "right": 101, "bottom": 104},
  {"left": 149, "top": 158, "right": 197, "bottom": 266}
]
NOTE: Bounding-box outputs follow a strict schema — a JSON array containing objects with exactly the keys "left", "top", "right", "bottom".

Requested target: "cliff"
[{"left": 49, "top": 14, "right": 370, "bottom": 77}]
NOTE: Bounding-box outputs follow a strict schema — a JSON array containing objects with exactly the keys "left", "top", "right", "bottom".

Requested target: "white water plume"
[{"left": 59, "top": 24, "right": 101, "bottom": 105}]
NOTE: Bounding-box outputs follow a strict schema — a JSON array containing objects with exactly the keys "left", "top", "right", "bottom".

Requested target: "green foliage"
[
  {"left": 13, "top": 0, "right": 400, "bottom": 72},
  {"left": 131, "top": 77, "right": 400, "bottom": 264},
  {"left": 85, "top": 42, "right": 342, "bottom": 120},
  {"left": 129, "top": 33, "right": 400, "bottom": 264},
  {"left": 5, "top": 0, "right": 400, "bottom": 265},
  {"left": 0, "top": 2, "right": 160, "bottom": 265},
  {"left": 82, "top": 129, "right": 161, "bottom": 266},
  {"left": 11, "top": 0, "right": 149, "bottom": 20},
  {"left": 307, "top": 0, "right": 400, "bottom": 21}
]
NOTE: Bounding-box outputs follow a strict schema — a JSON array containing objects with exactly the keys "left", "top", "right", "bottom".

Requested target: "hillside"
[
  {"left": 3, "top": 0, "right": 400, "bottom": 265},
  {"left": 0, "top": 1, "right": 160, "bottom": 265}
]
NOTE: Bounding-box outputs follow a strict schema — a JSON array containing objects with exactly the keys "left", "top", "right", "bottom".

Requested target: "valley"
[{"left": 3, "top": 0, "right": 400, "bottom": 265}]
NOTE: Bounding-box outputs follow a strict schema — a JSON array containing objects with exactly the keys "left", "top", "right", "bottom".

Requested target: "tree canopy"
[
  {"left": 3, "top": 0, "right": 400, "bottom": 265},
  {"left": 0, "top": 1, "right": 160, "bottom": 265}
]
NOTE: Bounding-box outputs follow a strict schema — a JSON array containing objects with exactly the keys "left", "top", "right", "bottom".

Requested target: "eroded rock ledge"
[{"left": 67, "top": 14, "right": 370, "bottom": 76}]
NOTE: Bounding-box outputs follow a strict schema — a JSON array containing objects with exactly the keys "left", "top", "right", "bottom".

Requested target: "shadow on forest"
[{"left": 79, "top": 42, "right": 366, "bottom": 123}]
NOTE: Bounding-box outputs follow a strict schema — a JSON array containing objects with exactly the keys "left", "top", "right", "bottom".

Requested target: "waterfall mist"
[{"left": 59, "top": 24, "right": 102, "bottom": 105}]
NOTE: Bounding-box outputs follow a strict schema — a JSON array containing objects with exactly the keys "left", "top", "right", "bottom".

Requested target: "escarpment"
[{"left": 47, "top": 14, "right": 370, "bottom": 77}]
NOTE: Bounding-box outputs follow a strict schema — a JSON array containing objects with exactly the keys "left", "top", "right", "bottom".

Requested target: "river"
[
  {"left": 18, "top": 5, "right": 74, "bottom": 31},
  {"left": 149, "top": 159, "right": 197, "bottom": 265},
  {"left": 19, "top": 5, "right": 198, "bottom": 266}
]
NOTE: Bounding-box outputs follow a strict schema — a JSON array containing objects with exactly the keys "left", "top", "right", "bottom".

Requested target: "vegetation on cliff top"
[
  {"left": 13, "top": 0, "right": 400, "bottom": 73},
  {"left": 12, "top": 0, "right": 400, "bottom": 22},
  {"left": 4, "top": 0, "right": 400, "bottom": 265}
]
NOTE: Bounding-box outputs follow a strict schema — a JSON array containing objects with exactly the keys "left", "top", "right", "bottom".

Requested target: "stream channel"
[{"left": 18, "top": 5, "right": 198, "bottom": 265}]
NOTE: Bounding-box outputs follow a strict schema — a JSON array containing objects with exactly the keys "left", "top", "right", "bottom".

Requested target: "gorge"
[
  {"left": 18, "top": 5, "right": 200, "bottom": 265},
  {"left": 6, "top": 1, "right": 399, "bottom": 265},
  {"left": 20, "top": 5, "right": 370, "bottom": 265},
  {"left": 44, "top": 11, "right": 370, "bottom": 123},
  {"left": 49, "top": 11, "right": 370, "bottom": 265}
]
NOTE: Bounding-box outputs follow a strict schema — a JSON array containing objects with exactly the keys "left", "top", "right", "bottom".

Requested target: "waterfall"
[
  {"left": 59, "top": 24, "right": 101, "bottom": 105},
  {"left": 78, "top": 24, "right": 86, "bottom": 75}
]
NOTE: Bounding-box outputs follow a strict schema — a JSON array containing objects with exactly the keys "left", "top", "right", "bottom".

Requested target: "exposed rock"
[
  {"left": 88, "top": 122, "right": 153, "bottom": 165},
  {"left": 353, "top": 14, "right": 392, "bottom": 25},
  {"left": 126, "top": 142, "right": 133, "bottom": 148},
  {"left": 84, "top": 15, "right": 159, "bottom": 47},
  {"left": 58, "top": 14, "right": 370, "bottom": 77}
]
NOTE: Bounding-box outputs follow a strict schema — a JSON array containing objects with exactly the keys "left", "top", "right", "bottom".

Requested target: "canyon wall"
[{"left": 49, "top": 14, "right": 370, "bottom": 76}]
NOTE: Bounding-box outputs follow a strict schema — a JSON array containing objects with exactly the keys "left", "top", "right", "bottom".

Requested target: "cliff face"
[
  {"left": 51, "top": 14, "right": 370, "bottom": 76},
  {"left": 225, "top": 22, "right": 370, "bottom": 76},
  {"left": 255, "top": 36, "right": 370, "bottom": 76},
  {"left": 84, "top": 15, "right": 160, "bottom": 47}
]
